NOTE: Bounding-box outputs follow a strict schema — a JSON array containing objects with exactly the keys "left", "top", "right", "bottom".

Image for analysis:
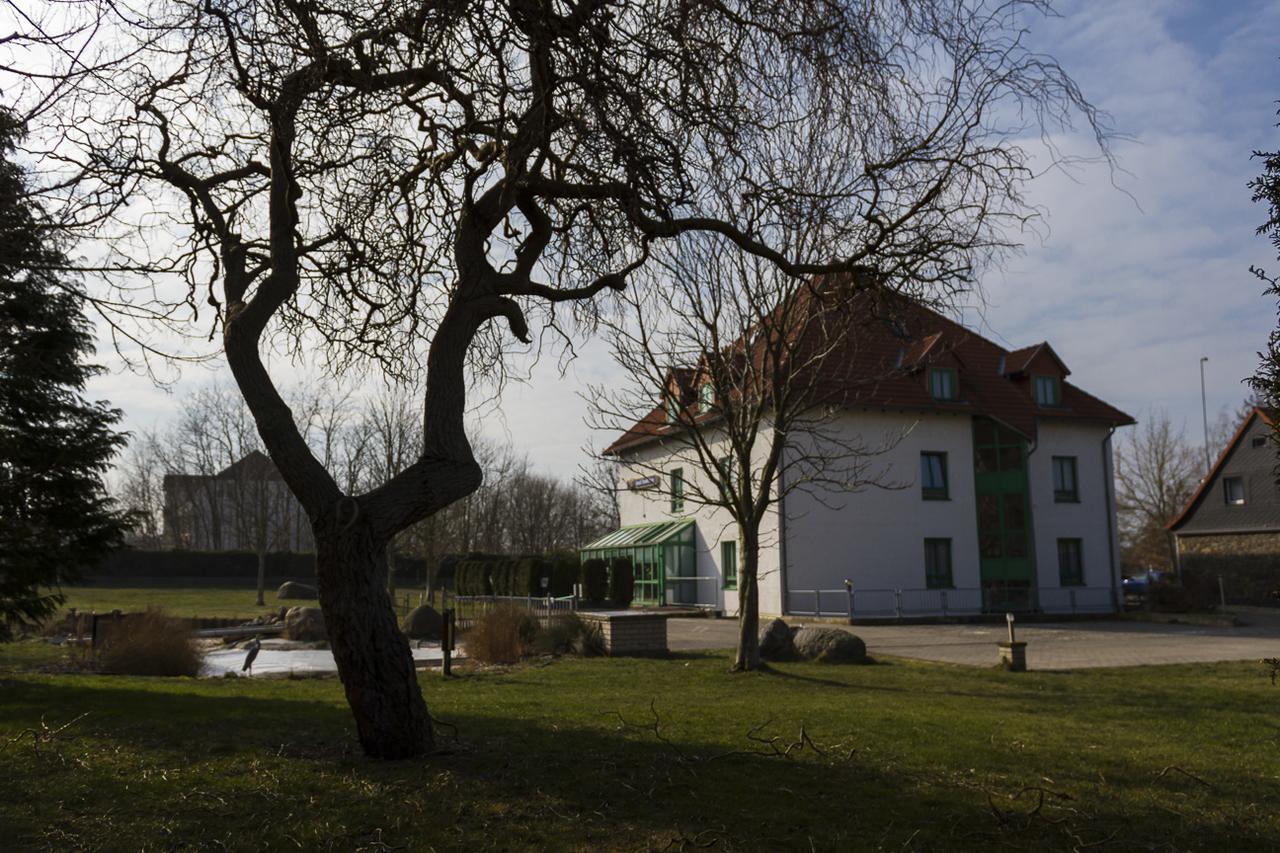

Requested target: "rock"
[
  {"left": 792, "top": 626, "right": 868, "bottom": 664},
  {"left": 276, "top": 581, "right": 318, "bottom": 600},
  {"left": 283, "top": 606, "right": 327, "bottom": 642},
  {"left": 758, "top": 618, "right": 797, "bottom": 661},
  {"left": 402, "top": 605, "right": 444, "bottom": 640}
]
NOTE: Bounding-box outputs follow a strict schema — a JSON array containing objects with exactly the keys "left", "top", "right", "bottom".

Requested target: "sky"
[{"left": 78, "top": 0, "right": 1280, "bottom": 478}]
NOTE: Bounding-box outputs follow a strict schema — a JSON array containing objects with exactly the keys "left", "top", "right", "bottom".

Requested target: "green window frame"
[
  {"left": 670, "top": 468, "right": 684, "bottom": 513},
  {"left": 1033, "top": 375, "right": 1061, "bottom": 407},
  {"left": 929, "top": 367, "right": 958, "bottom": 401},
  {"left": 1052, "top": 456, "right": 1078, "bottom": 502},
  {"left": 721, "top": 540, "right": 737, "bottom": 590},
  {"left": 699, "top": 382, "right": 714, "bottom": 409},
  {"left": 924, "top": 538, "right": 953, "bottom": 589},
  {"left": 666, "top": 395, "right": 680, "bottom": 423},
  {"left": 920, "top": 451, "right": 948, "bottom": 500},
  {"left": 1057, "top": 538, "right": 1083, "bottom": 586}
]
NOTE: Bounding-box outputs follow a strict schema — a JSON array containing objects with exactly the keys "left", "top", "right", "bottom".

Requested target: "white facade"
[{"left": 614, "top": 411, "right": 1122, "bottom": 618}]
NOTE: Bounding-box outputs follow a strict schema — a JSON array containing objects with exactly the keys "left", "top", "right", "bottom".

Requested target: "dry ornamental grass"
[{"left": 96, "top": 609, "right": 204, "bottom": 677}]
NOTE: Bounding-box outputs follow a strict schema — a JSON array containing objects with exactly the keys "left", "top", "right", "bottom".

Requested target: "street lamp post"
[{"left": 1200, "top": 356, "right": 1211, "bottom": 474}]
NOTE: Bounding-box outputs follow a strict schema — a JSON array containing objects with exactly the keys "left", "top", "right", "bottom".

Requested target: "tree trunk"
[
  {"left": 315, "top": 521, "right": 432, "bottom": 759},
  {"left": 255, "top": 550, "right": 266, "bottom": 607},
  {"left": 733, "top": 536, "right": 762, "bottom": 671}
]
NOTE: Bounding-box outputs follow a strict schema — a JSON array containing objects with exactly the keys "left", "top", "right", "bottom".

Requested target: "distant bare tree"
[
  {"left": 591, "top": 232, "right": 899, "bottom": 671},
  {"left": 1115, "top": 411, "right": 1200, "bottom": 573}
]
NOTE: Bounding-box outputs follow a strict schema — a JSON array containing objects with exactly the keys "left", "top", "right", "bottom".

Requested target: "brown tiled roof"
[{"left": 605, "top": 288, "right": 1133, "bottom": 455}]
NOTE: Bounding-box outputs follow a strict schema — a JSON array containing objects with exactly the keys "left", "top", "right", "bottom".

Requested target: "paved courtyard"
[{"left": 667, "top": 610, "right": 1280, "bottom": 669}]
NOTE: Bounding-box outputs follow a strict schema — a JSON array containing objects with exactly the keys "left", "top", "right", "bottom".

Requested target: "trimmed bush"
[
  {"left": 608, "top": 556, "right": 635, "bottom": 609},
  {"left": 580, "top": 558, "right": 608, "bottom": 602},
  {"left": 546, "top": 553, "right": 578, "bottom": 597},
  {"left": 97, "top": 609, "right": 204, "bottom": 677},
  {"left": 463, "top": 605, "right": 539, "bottom": 664}
]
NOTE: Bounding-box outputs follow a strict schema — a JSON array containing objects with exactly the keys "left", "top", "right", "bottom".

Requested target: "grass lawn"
[
  {"left": 1, "top": 644, "right": 1277, "bottom": 852},
  {"left": 54, "top": 585, "right": 298, "bottom": 620}
]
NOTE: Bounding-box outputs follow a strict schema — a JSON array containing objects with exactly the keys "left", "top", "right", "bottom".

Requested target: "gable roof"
[
  {"left": 1003, "top": 342, "right": 1071, "bottom": 377},
  {"left": 605, "top": 287, "right": 1133, "bottom": 456},
  {"left": 1167, "top": 407, "right": 1277, "bottom": 531}
]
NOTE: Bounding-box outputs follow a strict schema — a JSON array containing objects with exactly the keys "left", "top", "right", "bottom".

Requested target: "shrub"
[
  {"left": 608, "top": 556, "right": 635, "bottom": 609},
  {"left": 546, "top": 553, "right": 578, "bottom": 597},
  {"left": 580, "top": 558, "right": 608, "bottom": 602},
  {"left": 533, "top": 612, "right": 605, "bottom": 657},
  {"left": 490, "top": 560, "right": 512, "bottom": 597},
  {"left": 463, "top": 605, "right": 539, "bottom": 664},
  {"left": 97, "top": 609, "right": 203, "bottom": 677}
]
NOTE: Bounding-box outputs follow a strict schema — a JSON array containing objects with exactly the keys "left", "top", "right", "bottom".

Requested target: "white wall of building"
[{"left": 1027, "top": 421, "right": 1121, "bottom": 612}]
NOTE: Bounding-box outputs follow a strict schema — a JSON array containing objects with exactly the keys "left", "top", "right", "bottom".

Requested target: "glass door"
[{"left": 973, "top": 418, "right": 1036, "bottom": 611}]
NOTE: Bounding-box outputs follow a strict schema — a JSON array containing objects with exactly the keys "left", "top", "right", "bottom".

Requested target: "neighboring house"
[
  {"left": 163, "top": 451, "right": 313, "bottom": 552},
  {"left": 1168, "top": 407, "right": 1280, "bottom": 605},
  {"left": 585, "top": 295, "right": 1134, "bottom": 618}
]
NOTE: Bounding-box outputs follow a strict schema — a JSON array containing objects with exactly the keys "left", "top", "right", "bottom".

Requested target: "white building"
[{"left": 583, "top": 298, "right": 1133, "bottom": 618}]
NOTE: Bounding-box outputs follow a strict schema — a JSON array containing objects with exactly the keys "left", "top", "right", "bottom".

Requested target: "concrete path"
[{"left": 667, "top": 612, "right": 1280, "bottom": 670}]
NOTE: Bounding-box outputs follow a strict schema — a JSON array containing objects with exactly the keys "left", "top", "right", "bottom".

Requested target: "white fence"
[
  {"left": 787, "top": 585, "right": 1118, "bottom": 620},
  {"left": 449, "top": 594, "right": 579, "bottom": 630}
]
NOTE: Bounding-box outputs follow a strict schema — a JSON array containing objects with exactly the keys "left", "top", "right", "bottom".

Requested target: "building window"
[
  {"left": 1033, "top": 375, "right": 1061, "bottom": 407},
  {"left": 1223, "top": 476, "right": 1245, "bottom": 506},
  {"left": 722, "top": 540, "right": 737, "bottom": 590},
  {"left": 920, "top": 452, "right": 948, "bottom": 500},
  {"left": 1057, "top": 538, "right": 1084, "bottom": 586},
  {"left": 929, "top": 367, "right": 958, "bottom": 401},
  {"left": 1052, "top": 456, "right": 1078, "bottom": 502},
  {"left": 670, "top": 468, "right": 684, "bottom": 512},
  {"left": 717, "top": 455, "right": 735, "bottom": 494},
  {"left": 666, "top": 395, "right": 680, "bottom": 423},
  {"left": 924, "top": 538, "right": 953, "bottom": 589},
  {"left": 1253, "top": 436, "right": 1268, "bottom": 449},
  {"left": 699, "top": 382, "right": 714, "bottom": 409}
]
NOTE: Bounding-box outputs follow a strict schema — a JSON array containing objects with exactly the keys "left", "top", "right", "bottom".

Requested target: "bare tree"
[
  {"left": 591, "top": 234, "right": 901, "bottom": 670},
  {"left": 12, "top": 0, "right": 1106, "bottom": 756},
  {"left": 1114, "top": 411, "right": 1200, "bottom": 573}
]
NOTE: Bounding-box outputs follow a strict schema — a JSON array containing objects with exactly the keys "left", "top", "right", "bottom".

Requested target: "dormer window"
[
  {"left": 699, "top": 382, "right": 714, "bottom": 410},
  {"left": 666, "top": 395, "right": 680, "bottom": 423},
  {"left": 929, "top": 367, "right": 958, "bottom": 401},
  {"left": 1033, "top": 375, "right": 1060, "bottom": 407}
]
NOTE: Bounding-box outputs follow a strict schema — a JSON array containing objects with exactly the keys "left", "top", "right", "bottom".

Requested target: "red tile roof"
[{"left": 605, "top": 288, "right": 1133, "bottom": 455}]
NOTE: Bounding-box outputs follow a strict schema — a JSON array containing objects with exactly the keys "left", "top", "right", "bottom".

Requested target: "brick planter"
[{"left": 579, "top": 611, "right": 669, "bottom": 657}]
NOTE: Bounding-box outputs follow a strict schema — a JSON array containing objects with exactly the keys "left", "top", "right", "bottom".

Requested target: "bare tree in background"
[
  {"left": 12, "top": 0, "right": 1107, "bottom": 756},
  {"left": 591, "top": 234, "right": 900, "bottom": 670},
  {"left": 1114, "top": 411, "right": 1200, "bottom": 573}
]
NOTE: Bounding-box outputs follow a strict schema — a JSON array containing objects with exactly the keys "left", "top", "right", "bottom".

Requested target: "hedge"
[
  {"left": 608, "top": 556, "right": 635, "bottom": 609},
  {"left": 580, "top": 558, "right": 609, "bottom": 603},
  {"left": 87, "top": 548, "right": 425, "bottom": 583}
]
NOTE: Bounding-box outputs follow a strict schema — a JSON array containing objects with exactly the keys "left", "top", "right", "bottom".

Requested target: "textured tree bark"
[
  {"left": 315, "top": 517, "right": 433, "bottom": 759},
  {"left": 734, "top": 535, "right": 762, "bottom": 671}
]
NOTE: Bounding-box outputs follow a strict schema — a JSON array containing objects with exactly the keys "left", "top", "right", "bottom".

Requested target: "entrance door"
[
  {"left": 973, "top": 418, "right": 1036, "bottom": 611},
  {"left": 632, "top": 546, "right": 663, "bottom": 606}
]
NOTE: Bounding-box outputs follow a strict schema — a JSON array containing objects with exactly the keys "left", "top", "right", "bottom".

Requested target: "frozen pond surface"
[{"left": 201, "top": 643, "right": 454, "bottom": 677}]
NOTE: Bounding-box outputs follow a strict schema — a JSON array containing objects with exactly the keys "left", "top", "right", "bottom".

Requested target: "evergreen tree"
[{"left": 0, "top": 108, "right": 132, "bottom": 633}]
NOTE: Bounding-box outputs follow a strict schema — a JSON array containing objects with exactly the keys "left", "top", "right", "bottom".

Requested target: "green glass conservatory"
[{"left": 580, "top": 520, "right": 697, "bottom": 606}]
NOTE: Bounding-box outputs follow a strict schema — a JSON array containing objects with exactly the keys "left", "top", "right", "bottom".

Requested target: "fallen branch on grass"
[
  {"left": 1155, "top": 765, "right": 1213, "bottom": 789},
  {"left": 0, "top": 712, "right": 89, "bottom": 762}
]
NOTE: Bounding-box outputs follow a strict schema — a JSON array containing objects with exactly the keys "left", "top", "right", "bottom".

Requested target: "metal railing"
[
  {"left": 787, "top": 582, "right": 1118, "bottom": 620},
  {"left": 449, "top": 593, "right": 579, "bottom": 630}
]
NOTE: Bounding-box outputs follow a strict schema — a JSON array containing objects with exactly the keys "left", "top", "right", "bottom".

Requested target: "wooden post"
[
  {"left": 442, "top": 608, "right": 454, "bottom": 677},
  {"left": 1006, "top": 612, "right": 1016, "bottom": 644}
]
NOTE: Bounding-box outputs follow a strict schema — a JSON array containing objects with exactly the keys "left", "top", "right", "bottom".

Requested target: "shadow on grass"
[{"left": 2, "top": 672, "right": 1273, "bottom": 852}]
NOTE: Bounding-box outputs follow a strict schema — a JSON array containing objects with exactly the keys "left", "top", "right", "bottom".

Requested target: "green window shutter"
[
  {"left": 1057, "top": 538, "right": 1083, "bottom": 586},
  {"left": 920, "top": 452, "right": 948, "bottom": 499},
  {"left": 924, "top": 538, "right": 953, "bottom": 589},
  {"left": 721, "top": 540, "right": 737, "bottom": 589},
  {"left": 1052, "top": 456, "right": 1078, "bottom": 502},
  {"left": 929, "top": 367, "right": 958, "bottom": 401},
  {"left": 1033, "top": 375, "right": 1060, "bottom": 406},
  {"left": 670, "top": 468, "right": 684, "bottom": 513}
]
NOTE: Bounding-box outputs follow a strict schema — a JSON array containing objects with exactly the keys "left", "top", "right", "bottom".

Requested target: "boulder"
[
  {"left": 792, "top": 626, "right": 868, "bottom": 664},
  {"left": 276, "top": 581, "right": 318, "bottom": 600},
  {"left": 283, "top": 606, "right": 327, "bottom": 642},
  {"left": 402, "top": 605, "right": 444, "bottom": 640},
  {"left": 758, "top": 617, "right": 797, "bottom": 661}
]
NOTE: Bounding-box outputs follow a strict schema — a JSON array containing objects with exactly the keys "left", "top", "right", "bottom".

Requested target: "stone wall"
[
  {"left": 580, "top": 612, "right": 669, "bottom": 656},
  {"left": 1178, "top": 533, "right": 1280, "bottom": 606}
]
